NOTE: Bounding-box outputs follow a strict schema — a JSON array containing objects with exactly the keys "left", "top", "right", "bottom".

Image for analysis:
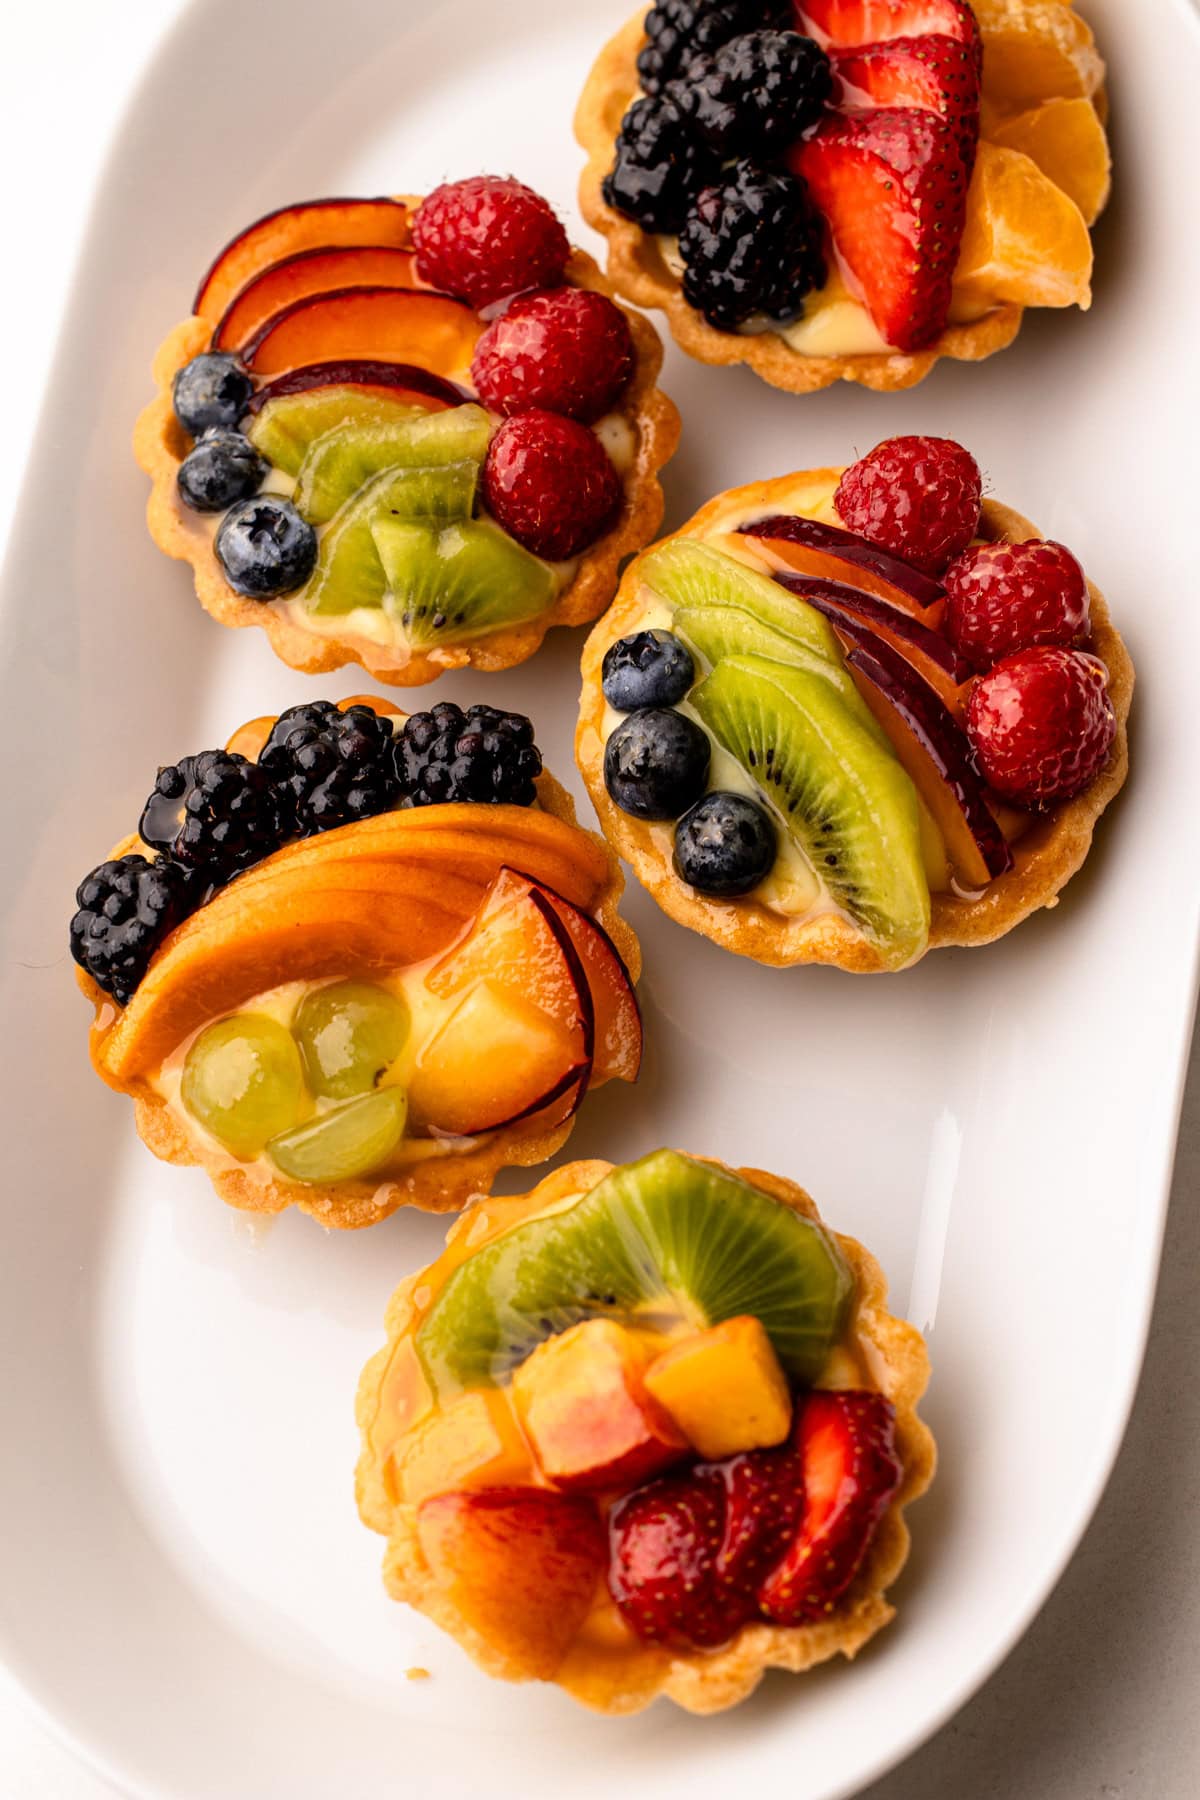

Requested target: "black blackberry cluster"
[
  {"left": 607, "top": 12, "right": 832, "bottom": 328},
  {"left": 636, "top": 0, "right": 790, "bottom": 95},
  {"left": 259, "top": 701, "right": 400, "bottom": 836},
  {"left": 394, "top": 704, "right": 543, "bottom": 807},
  {"left": 70, "top": 855, "right": 196, "bottom": 1006},
  {"left": 139, "top": 749, "right": 290, "bottom": 880}
]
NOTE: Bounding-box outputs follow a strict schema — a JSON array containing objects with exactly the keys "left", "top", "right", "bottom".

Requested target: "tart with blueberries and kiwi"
[
  {"left": 576, "top": 0, "right": 1109, "bottom": 392},
  {"left": 356, "top": 1148, "right": 932, "bottom": 1713},
  {"left": 135, "top": 179, "right": 679, "bottom": 686},
  {"left": 577, "top": 435, "right": 1132, "bottom": 973},
  {"left": 70, "top": 696, "right": 641, "bottom": 1228}
]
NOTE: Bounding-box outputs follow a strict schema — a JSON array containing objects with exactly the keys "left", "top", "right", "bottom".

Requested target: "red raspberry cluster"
[{"left": 413, "top": 177, "right": 635, "bottom": 560}]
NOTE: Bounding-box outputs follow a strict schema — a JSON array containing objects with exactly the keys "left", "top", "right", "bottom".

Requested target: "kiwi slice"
[
  {"left": 294, "top": 404, "right": 493, "bottom": 523},
  {"left": 373, "top": 517, "right": 558, "bottom": 649},
  {"left": 415, "top": 1148, "right": 853, "bottom": 1396},
  {"left": 672, "top": 600, "right": 886, "bottom": 738},
  {"left": 300, "top": 463, "right": 480, "bottom": 616},
  {"left": 691, "top": 655, "right": 930, "bottom": 967},
  {"left": 641, "top": 540, "right": 841, "bottom": 666},
  {"left": 246, "top": 388, "right": 427, "bottom": 477}
]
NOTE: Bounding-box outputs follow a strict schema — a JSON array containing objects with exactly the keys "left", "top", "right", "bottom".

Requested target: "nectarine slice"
[
  {"left": 241, "top": 287, "right": 481, "bottom": 379},
  {"left": 193, "top": 197, "right": 411, "bottom": 322},
  {"left": 532, "top": 882, "right": 641, "bottom": 1085},
  {"left": 213, "top": 245, "right": 421, "bottom": 353}
]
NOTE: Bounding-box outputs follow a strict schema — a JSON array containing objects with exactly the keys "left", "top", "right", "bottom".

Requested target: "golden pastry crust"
[
  {"left": 135, "top": 228, "right": 680, "bottom": 686},
  {"left": 574, "top": 9, "right": 1086, "bottom": 392},
  {"left": 355, "top": 1154, "right": 935, "bottom": 1714},
  {"left": 77, "top": 761, "right": 640, "bottom": 1230},
  {"left": 576, "top": 469, "right": 1133, "bottom": 972}
]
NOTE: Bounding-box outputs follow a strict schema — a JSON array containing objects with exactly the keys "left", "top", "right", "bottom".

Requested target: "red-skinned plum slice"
[
  {"left": 194, "top": 197, "right": 411, "bottom": 322},
  {"left": 241, "top": 286, "right": 482, "bottom": 378},
  {"left": 773, "top": 571, "right": 972, "bottom": 714},
  {"left": 739, "top": 513, "right": 945, "bottom": 610},
  {"left": 213, "top": 246, "right": 421, "bottom": 352}
]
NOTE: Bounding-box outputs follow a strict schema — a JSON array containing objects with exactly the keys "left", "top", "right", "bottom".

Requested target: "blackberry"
[
  {"left": 678, "top": 163, "right": 826, "bottom": 330},
  {"left": 139, "top": 749, "right": 290, "bottom": 882},
  {"left": 70, "top": 854, "right": 196, "bottom": 1006},
  {"left": 673, "top": 30, "right": 832, "bottom": 157},
  {"left": 177, "top": 428, "right": 268, "bottom": 513},
  {"left": 394, "top": 703, "right": 542, "bottom": 808},
  {"left": 172, "top": 352, "right": 254, "bottom": 437},
  {"left": 602, "top": 93, "right": 720, "bottom": 235},
  {"left": 259, "top": 701, "right": 401, "bottom": 836},
  {"left": 637, "top": 0, "right": 790, "bottom": 96}
]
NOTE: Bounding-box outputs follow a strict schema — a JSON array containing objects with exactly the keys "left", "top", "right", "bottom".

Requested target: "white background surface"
[{"left": 1, "top": 2, "right": 1197, "bottom": 1796}]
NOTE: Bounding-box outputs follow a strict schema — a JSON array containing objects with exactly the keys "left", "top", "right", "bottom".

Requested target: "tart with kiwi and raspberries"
[
  {"left": 70, "top": 697, "right": 641, "bottom": 1228},
  {"left": 576, "top": 0, "right": 1110, "bottom": 393},
  {"left": 577, "top": 435, "right": 1132, "bottom": 972},
  {"left": 357, "top": 1148, "right": 932, "bottom": 1713},
  {"left": 135, "top": 179, "right": 679, "bottom": 686}
]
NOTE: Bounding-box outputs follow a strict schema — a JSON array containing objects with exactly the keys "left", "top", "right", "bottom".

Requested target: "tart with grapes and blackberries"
[
  {"left": 70, "top": 697, "right": 641, "bottom": 1228},
  {"left": 577, "top": 0, "right": 1109, "bottom": 391},
  {"left": 135, "top": 179, "right": 679, "bottom": 686},
  {"left": 356, "top": 1148, "right": 932, "bottom": 1712},
  {"left": 577, "top": 435, "right": 1132, "bottom": 972}
]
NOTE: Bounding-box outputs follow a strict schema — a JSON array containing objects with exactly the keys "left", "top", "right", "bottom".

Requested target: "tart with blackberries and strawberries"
[
  {"left": 577, "top": 435, "right": 1132, "bottom": 972},
  {"left": 576, "top": 0, "right": 1110, "bottom": 392},
  {"left": 135, "top": 179, "right": 679, "bottom": 685},
  {"left": 71, "top": 696, "right": 641, "bottom": 1228},
  {"left": 356, "top": 1148, "right": 932, "bottom": 1712}
]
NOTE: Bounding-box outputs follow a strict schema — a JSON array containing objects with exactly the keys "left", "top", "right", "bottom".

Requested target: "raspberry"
[
  {"left": 481, "top": 410, "right": 622, "bottom": 560},
  {"left": 942, "top": 538, "right": 1090, "bottom": 671},
  {"left": 834, "top": 436, "right": 982, "bottom": 577},
  {"left": 967, "top": 647, "right": 1116, "bottom": 806},
  {"left": 471, "top": 288, "right": 635, "bottom": 422},
  {"left": 412, "top": 177, "right": 569, "bottom": 310}
]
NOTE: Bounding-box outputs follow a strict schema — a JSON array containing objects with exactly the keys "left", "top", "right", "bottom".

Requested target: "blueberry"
[
  {"left": 215, "top": 498, "right": 318, "bottom": 599},
  {"left": 604, "top": 708, "right": 710, "bottom": 820},
  {"left": 673, "top": 791, "right": 776, "bottom": 896},
  {"left": 177, "top": 429, "right": 268, "bottom": 513},
  {"left": 172, "top": 353, "right": 254, "bottom": 436},
  {"left": 602, "top": 630, "right": 695, "bottom": 712}
]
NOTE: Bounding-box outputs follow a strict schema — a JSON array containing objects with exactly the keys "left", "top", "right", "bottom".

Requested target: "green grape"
[
  {"left": 292, "top": 980, "right": 410, "bottom": 1099},
  {"left": 267, "top": 1087, "right": 407, "bottom": 1183},
  {"left": 181, "top": 1014, "right": 306, "bottom": 1157}
]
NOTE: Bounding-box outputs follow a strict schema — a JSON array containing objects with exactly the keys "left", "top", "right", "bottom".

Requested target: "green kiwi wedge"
[
  {"left": 691, "top": 655, "right": 930, "bottom": 967},
  {"left": 415, "top": 1148, "right": 853, "bottom": 1396},
  {"left": 245, "top": 388, "right": 428, "bottom": 477},
  {"left": 373, "top": 517, "right": 557, "bottom": 650},
  {"left": 293, "top": 404, "right": 493, "bottom": 524},
  {"left": 640, "top": 540, "right": 841, "bottom": 665},
  {"left": 300, "top": 463, "right": 480, "bottom": 616}
]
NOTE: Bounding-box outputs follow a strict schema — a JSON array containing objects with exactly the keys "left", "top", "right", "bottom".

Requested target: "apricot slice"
[
  {"left": 241, "top": 287, "right": 482, "bottom": 379},
  {"left": 990, "top": 97, "right": 1111, "bottom": 225},
  {"left": 193, "top": 197, "right": 411, "bottom": 322},
  {"left": 533, "top": 884, "right": 642, "bottom": 1085},
  {"left": 953, "top": 141, "right": 1092, "bottom": 311},
  {"left": 643, "top": 1316, "right": 792, "bottom": 1460},
  {"left": 973, "top": 0, "right": 1104, "bottom": 112},
  {"left": 213, "top": 246, "right": 420, "bottom": 352}
]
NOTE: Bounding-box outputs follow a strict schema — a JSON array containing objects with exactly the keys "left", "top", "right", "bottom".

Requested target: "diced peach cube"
[
  {"left": 512, "top": 1319, "right": 687, "bottom": 1493},
  {"left": 643, "top": 1315, "right": 793, "bottom": 1460},
  {"left": 399, "top": 1388, "right": 533, "bottom": 1505}
]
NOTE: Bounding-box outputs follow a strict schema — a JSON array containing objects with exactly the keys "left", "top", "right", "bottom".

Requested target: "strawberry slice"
[
  {"left": 791, "top": 108, "right": 970, "bottom": 350},
  {"left": 608, "top": 1469, "right": 753, "bottom": 1648},
  {"left": 832, "top": 35, "right": 981, "bottom": 167},
  {"left": 794, "top": 0, "right": 982, "bottom": 70},
  {"left": 757, "top": 1389, "right": 903, "bottom": 1624}
]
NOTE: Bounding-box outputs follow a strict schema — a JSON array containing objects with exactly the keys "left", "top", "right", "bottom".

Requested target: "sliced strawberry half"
[
  {"left": 832, "top": 35, "right": 981, "bottom": 168},
  {"left": 608, "top": 1469, "right": 755, "bottom": 1649},
  {"left": 757, "top": 1389, "right": 903, "bottom": 1625},
  {"left": 794, "top": 0, "right": 982, "bottom": 70},
  {"left": 791, "top": 107, "right": 970, "bottom": 351}
]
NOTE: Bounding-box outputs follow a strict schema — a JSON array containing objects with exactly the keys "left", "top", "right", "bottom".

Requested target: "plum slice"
[
  {"left": 241, "top": 286, "right": 481, "bottom": 379},
  {"left": 212, "top": 245, "right": 420, "bottom": 352},
  {"left": 531, "top": 881, "right": 642, "bottom": 1085},
  {"left": 193, "top": 196, "right": 411, "bottom": 322},
  {"left": 773, "top": 570, "right": 972, "bottom": 714},
  {"left": 739, "top": 513, "right": 945, "bottom": 610}
]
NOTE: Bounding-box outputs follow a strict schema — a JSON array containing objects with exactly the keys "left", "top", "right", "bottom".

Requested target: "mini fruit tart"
[
  {"left": 357, "top": 1149, "right": 932, "bottom": 1712},
  {"left": 576, "top": 0, "right": 1109, "bottom": 391},
  {"left": 70, "top": 697, "right": 641, "bottom": 1228},
  {"left": 577, "top": 435, "right": 1132, "bottom": 972},
  {"left": 135, "top": 179, "right": 679, "bottom": 685}
]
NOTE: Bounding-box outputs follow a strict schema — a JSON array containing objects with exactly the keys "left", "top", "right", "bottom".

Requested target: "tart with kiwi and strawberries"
[
  {"left": 577, "top": 435, "right": 1132, "bottom": 972},
  {"left": 135, "top": 179, "right": 679, "bottom": 686},
  {"left": 70, "top": 697, "right": 641, "bottom": 1228},
  {"left": 576, "top": 0, "right": 1109, "bottom": 392},
  {"left": 356, "top": 1148, "right": 932, "bottom": 1712}
]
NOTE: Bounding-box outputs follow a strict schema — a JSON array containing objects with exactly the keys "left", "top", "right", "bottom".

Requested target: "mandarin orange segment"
[
  {"left": 990, "top": 97, "right": 1111, "bottom": 224},
  {"left": 643, "top": 1316, "right": 793, "bottom": 1460},
  {"left": 974, "top": 0, "right": 1104, "bottom": 112},
  {"left": 953, "top": 141, "right": 1092, "bottom": 310}
]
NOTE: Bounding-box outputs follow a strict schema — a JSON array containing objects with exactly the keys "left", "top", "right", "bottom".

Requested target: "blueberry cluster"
[
  {"left": 602, "top": 630, "right": 776, "bottom": 896},
  {"left": 70, "top": 699, "right": 544, "bottom": 1005},
  {"left": 604, "top": 7, "right": 831, "bottom": 329},
  {"left": 171, "top": 352, "right": 316, "bottom": 598}
]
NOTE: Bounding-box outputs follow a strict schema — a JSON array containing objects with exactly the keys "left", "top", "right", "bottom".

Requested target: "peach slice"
[
  {"left": 533, "top": 883, "right": 642, "bottom": 1086},
  {"left": 212, "top": 246, "right": 421, "bottom": 353},
  {"left": 643, "top": 1317, "right": 793, "bottom": 1460},
  {"left": 415, "top": 1486, "right": 606, "bottom": 1679},
  {"left": 399, "top": 1389, "right": 534, "bottom": 1505},
  {"left": 241, "top": 287, "right": 482, "bottom": 379},
  {"left": 193, "top": 197, "right": 411, "bottom": 322},
  {"left": 512, "top": 1319, "right": 687, "bottom": 1492}
]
